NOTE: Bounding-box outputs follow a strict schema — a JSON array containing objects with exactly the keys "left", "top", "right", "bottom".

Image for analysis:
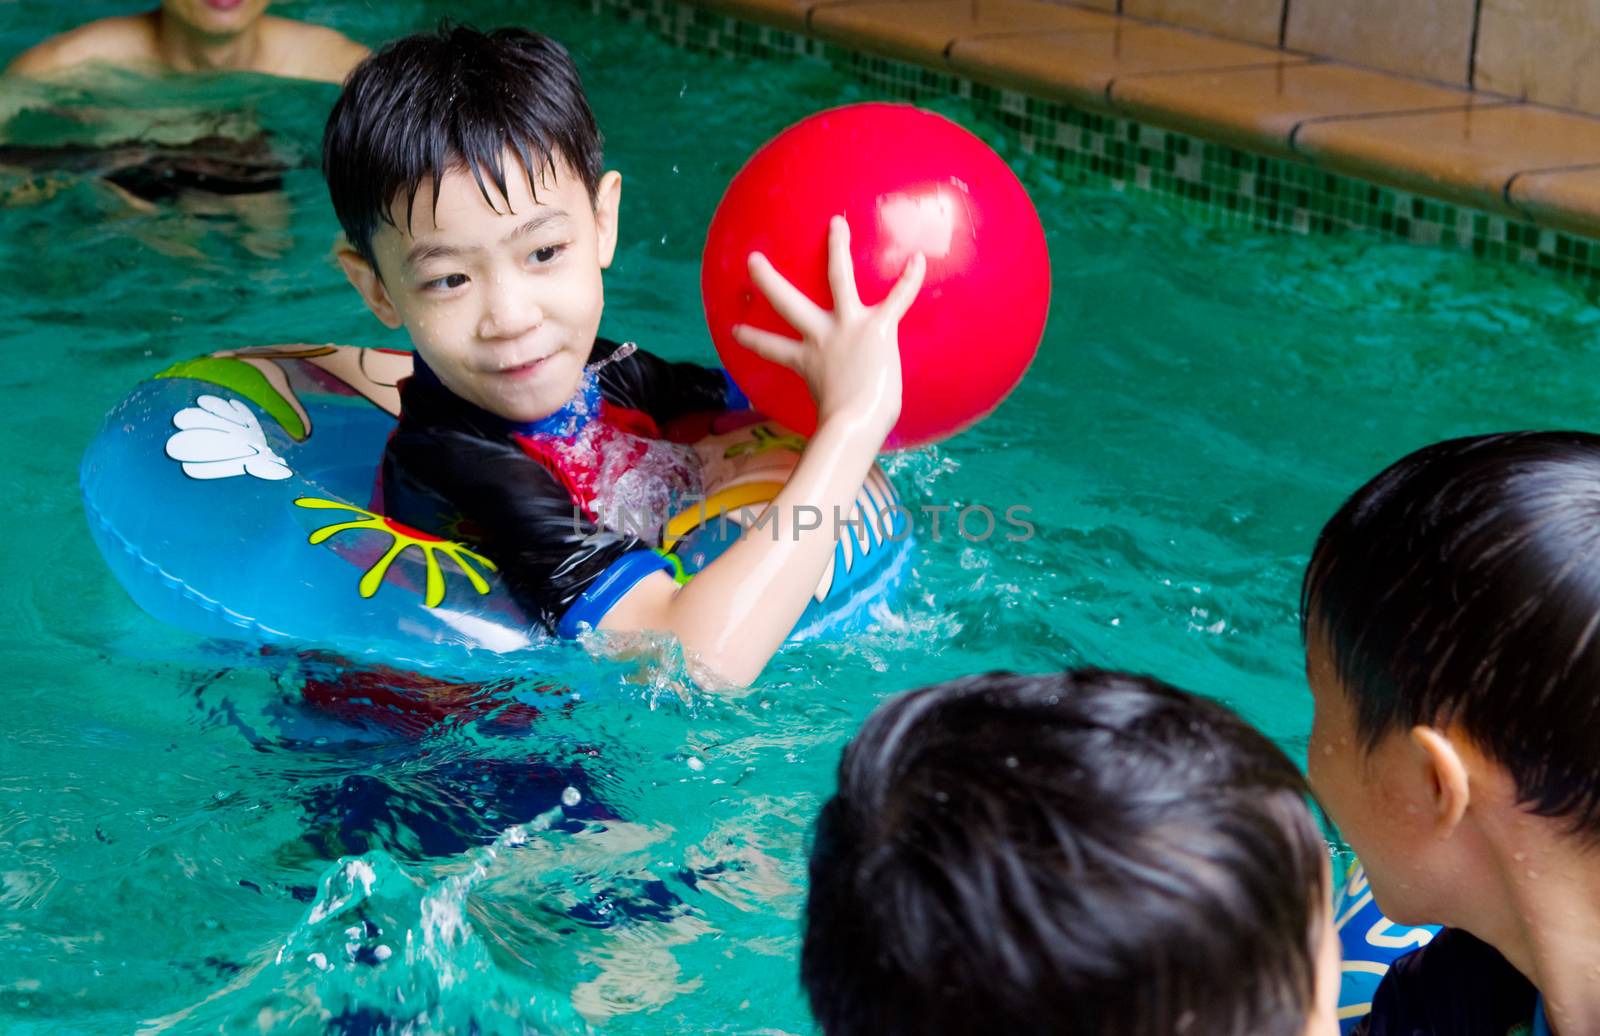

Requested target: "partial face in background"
[
  {"left": 1302, "top": 867, "right": 1343, "bottom": 1036},
  {"left": 345, "top": 149, "right": 621, "bottom": 423},
  {"left": 1305, "top": 635, "right": 1450, "bottom": 926},
  {"left": 161, "top": 0, "right": 273, "bottom": 38}
]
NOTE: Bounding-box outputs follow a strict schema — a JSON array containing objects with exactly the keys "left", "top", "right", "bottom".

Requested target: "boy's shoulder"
[
  {"left": 1357, "top": 928, "right": 1536, "bottom": 1036},
  {"left": 259, "top": 17, "right": 368, "bottom": 84},
  {"left": 7, "top": 14, "right": 160, "bottom": 78}
]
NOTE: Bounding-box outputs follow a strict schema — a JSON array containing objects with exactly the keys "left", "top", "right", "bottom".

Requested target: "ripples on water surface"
[{"left": 3, "top": 0, "right": 1599, "bottom": 1031}]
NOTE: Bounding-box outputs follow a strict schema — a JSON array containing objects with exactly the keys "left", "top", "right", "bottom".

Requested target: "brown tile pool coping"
[{"left": 686, "top": 0, "right": 1600, "bottom": 239}]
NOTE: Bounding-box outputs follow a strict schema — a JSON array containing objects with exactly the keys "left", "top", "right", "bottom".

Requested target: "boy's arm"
[{"left": 597, "top": 216, "right": 924, "bottom": 686}]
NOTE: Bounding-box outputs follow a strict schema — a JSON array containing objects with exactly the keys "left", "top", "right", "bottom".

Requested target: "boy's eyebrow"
[
  {"left": 501, "top": 212, "right": 567, "bottom": 244},
  {"left": 403, "top": 212, "right": 570, "bottom": 270},
  {"left": 404, "top": 240, "right": 465, "bottom": 269}
]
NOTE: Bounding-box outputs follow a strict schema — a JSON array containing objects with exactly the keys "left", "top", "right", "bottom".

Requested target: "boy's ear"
[
  {"left": 594, "top": 170, "right": 622, "bottom": 270},
  {"left": 336, "top": 246, "right": 403, "bottom": 329},
  {"left": 1410, "top": 725, "right": 1471, "bottom": 834}
]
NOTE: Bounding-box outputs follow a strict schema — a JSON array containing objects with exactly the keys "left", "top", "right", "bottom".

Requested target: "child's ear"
[
  {"left": 337, "top": 245, "right": 403, "bottom": 329},
  {"left": 594, "top": 170, "right": 622, "bottom": 270},
  {"left": 1410, "top": 725, "right": 1471, "bottom": 833}
]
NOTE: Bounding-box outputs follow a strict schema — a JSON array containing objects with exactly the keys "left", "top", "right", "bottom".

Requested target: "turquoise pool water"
[{"left": 5, "top": 0, "right": 1600, "bottom": 1031}]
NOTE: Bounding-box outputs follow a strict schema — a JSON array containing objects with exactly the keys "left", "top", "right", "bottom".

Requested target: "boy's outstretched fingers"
[
  {"left": 880, "top": 251, "right": 927, "bottom": 320},
  {"left": 827, "top": 215, "right": 861, "bottom": 315},
  {"left": 748, "top": 250, "right": 826, "bottom": 341},
  {"left": 732, "top": 323, "right": 806, "bottom": 371}
]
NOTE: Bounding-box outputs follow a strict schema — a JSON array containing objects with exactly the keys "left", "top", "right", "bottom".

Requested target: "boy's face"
[
  {"left": 1305, "top": 638, "right": 1446, "bottom": 926},
  {"left": 341, "top": 150, "right": 621, "bottom": 424}
]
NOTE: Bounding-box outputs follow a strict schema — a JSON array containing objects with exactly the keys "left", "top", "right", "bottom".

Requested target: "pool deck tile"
[
  {"left": 692, "top": 0, "right": 1600, "bottom": 240},
  {"left": 700, "top": 0, "right": 816, "bottom": 32},
  {"left": 1508, "top": 165, "right": 1600, "bottom": 238},
  {"left": 949, "top": 23, "right": 1297, "bottom": 113},
  {"left": 1121, "top": 0, "right": 1286, "bottom": 47},
  {"left": 1295, "top": 104, "right": 1600, "bottom": 215},
  {"left": 809, "top": 0, "right": 1117, "bottom": 65},
  {"left": 1109, "top": 61, "right": 1488, "bottom": 158}
]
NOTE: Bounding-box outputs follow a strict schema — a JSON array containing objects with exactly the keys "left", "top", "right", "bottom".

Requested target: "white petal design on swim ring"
[{"left": 165, "top": 395, "right": 292, "bottom": 481}]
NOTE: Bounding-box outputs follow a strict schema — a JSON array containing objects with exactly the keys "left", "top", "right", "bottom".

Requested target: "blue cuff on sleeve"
[
  {"left": 720, "top": 368, "right": 751, "bottom": 411},
  {"left": 556, "top": 549, "right": 675, "bottom": 638}
]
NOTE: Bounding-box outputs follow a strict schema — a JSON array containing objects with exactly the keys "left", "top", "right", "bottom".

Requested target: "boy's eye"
[
  {"left": 530, "top": 243, "right": 567, "bottom": 264},
  {"left": 423, "top": 273, "right": 468, "bottom": 291}
]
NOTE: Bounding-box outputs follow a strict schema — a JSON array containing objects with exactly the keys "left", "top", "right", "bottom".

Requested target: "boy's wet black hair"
[
  {"left": 322, "top": 24, "right": 603, "bottom": 268},
  {"left": 803, "top": 669, "right": 1327, "bottom": 1036},
  {"left": 1303, "top": 430, "right": 1600, "bottom": 837}
]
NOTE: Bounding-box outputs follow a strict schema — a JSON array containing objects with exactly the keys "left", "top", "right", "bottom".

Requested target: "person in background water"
[
  {"left": 6, "top": 0, "right": 368, "bottom": 84},
  {"left": 2, "top": 2, "right": 367, "bottom": 253}
]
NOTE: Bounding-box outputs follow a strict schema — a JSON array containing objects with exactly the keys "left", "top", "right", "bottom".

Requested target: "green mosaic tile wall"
[{"left": 587, "top": 0, "right": 1600, "bottom": 282}]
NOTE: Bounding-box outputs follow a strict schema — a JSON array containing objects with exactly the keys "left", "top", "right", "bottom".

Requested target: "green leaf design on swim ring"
[{"left": 155, "top": 356, "right": 307, "bottom": 441}]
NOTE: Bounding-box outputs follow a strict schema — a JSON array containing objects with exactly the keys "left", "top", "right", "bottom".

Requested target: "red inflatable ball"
[{"left": 701, "top": 102, "right": 1051, "bottom": 449}]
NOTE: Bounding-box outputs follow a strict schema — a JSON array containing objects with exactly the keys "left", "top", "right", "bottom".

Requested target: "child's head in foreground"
[
  {"left": 323, "top": 25, "right": 617, "bottom": 424},
  {"left": 803, "top": 669, "right": 1339, "bottom": 1036},
  {"left": 1303, "top": 431, "right": 1600, "bottom": 925}
]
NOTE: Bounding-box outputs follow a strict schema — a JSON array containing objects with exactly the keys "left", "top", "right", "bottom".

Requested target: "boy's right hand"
[{"left": 732, "top": 215, "right": 926, "bottom": 443}]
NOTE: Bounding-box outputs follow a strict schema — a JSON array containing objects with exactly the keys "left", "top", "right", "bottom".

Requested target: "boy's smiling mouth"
[{"left": 489, "top": 353, "right": 555, "bottom": 379}]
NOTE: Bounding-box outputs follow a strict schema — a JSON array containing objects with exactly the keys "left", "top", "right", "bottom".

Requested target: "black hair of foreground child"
[
  {"left": 803, "top": 669, "right": 1326, "bottom": 1036},
  {"left": 322, "top": 24, "right": 604, "bottom": 266},
  {"left": 1304, "top": 430, "right": 1600, "bottom": 838}
]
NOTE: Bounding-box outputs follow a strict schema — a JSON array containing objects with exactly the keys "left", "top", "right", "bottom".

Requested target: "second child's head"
[
  {"left": 804, "top": 670, "right": 1339, "bottom": 1036},
  {"left": 1303, "top": 431, "right": 1600, "bottom": 926},
  {"left": 323, "top": 26, "right": 618, "bottom": 423}
]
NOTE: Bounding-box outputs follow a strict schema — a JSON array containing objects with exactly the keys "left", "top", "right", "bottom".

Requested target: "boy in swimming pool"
[
  {"left": 321, "top": 27, "right": 923, "bottom": 686},
  {"left": 7, "top": 0, "right": 367, "bottom": 83},
  {"left": 803, "top": 669, "right": 1342, "bottom": 1036},
  {"left": 1303, "top": 431, "right": 1600, "bottom": 1035}
]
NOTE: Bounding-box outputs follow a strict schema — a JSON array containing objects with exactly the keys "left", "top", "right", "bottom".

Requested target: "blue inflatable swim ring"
[
  {"left": 1335, "top": 861, "right": 1440, "bottom": 1032},
  {"left": 80, "top": 344, "right": 914, "bottom": 672}
]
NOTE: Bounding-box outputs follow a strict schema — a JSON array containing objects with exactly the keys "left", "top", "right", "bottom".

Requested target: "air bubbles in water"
[{"left": 560, "top": 786, "right": 582, "bottom": 808}]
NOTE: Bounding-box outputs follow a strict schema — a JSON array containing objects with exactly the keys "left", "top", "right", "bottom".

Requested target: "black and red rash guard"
[{"left": 378, "top": 338, "right": 746, "bottom": 637}]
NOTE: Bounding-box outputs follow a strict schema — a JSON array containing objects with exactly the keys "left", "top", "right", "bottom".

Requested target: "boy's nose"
[{"left": 477, "top": 278, "right": 543, "bottom": 340}]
